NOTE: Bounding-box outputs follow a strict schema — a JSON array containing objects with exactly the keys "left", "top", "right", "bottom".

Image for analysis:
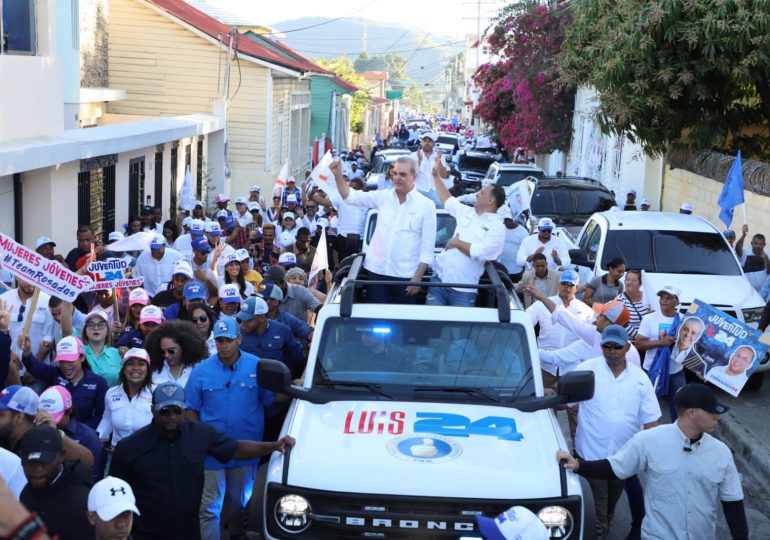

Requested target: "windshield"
[
  {"left": 531, "top": 188, "right": 616, "bottom": 215},
  {"left": 496, "top": 170, "right": 545, "bottom": 187},
  {"left": 366, "top": 213, "right": 457, "bottom": 249},
  {"left": 574, "top": 190, "right": 616, "bottom": 214},
  {"left": 436, "top": 136, "right": 458, "bottom": 146},
  {"left": 458, "top": 155, "right": 495, "bottom": 173},
  {"left": 601, "top": 230, "right": 742, "bottom": 275},
  {"left": 315, "top": 318, "right": 534, "bottom": 396}
]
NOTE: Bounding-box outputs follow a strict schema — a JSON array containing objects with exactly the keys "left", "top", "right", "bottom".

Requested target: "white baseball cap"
[
  {"left": 235, "top": 196, "right": 248, "bottom": 206},
  {"left": 476, "top": 506, "right": 549, "bottom": 540},
  {"left": 173, "top": 260, "right": 194, "bottom": 279},
  {"left": 218, "top": 283, "right": 241, "bottom": 304},
  {"left": 88, "top": 476, "right": 140, "bottom": 521},
  {"left": 250, "top": 185, "right": 261, "bottom": 192},
  {"left": 248, "top": 202, "right": 260, "bottom": 212},
  {"left": 108, "top": 232, "right": 125, "bottom": 243},
  {"left": 223, "top": 253, "right": 239, "bottom": 267},
  {"left": 35, "top": 236, "right": 56, "bottom": 249},
  {"left": 235, "top": 248, "right": 250, "bottom": 262},
  {"left": 278, "top": 252, "right": 297, "bottom": 266},
  {"left": 537, "top": 217, "right": 555, "bottom": 230},
  {"left": 283, "top": 212, "right": 296, "bottom": 221}
]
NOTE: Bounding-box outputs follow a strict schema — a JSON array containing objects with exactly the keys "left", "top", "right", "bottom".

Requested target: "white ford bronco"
[{"left": 247, "top": 255, "right": 597, "bottom": 539}]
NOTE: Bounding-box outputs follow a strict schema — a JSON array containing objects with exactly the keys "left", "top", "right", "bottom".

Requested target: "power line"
[
  {"left": 290, "top": 39, "right": 464, "bottom": 57},
  {"left": 264, "top": 2, "right": 377, "bottom": 35}
]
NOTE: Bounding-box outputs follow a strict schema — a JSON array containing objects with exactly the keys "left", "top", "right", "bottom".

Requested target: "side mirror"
[
  {"left": 558, "top": 370, "right": 594, "bottom": 404},
  {"left": 569, "top": 248, "right": 594, "bottom": 270},
  {"left": 743, "top": 255, "right": 765, "bottom": 274},
  {"left": 258, "top": 359, "right": 292, "bottom": 393}
]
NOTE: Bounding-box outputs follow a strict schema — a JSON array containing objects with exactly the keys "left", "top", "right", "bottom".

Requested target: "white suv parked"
[
  {"left": 247, "top": 257, "right": 597, "bottom": 539},
  {"left": 569, "top": 211, "right": 768, "bottom": 386}
]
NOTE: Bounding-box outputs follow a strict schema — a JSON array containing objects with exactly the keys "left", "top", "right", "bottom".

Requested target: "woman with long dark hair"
[
  {"left": 188, "top": 302, "right": 217, "bottom": 355},
  {"left": 218, "top": 252, "right": 255, "bottom": 298},
  {"left": 583, "top": 257, "right": 626, "bottom": 304},
  {"left": 145, "top": 319, "right": 209, "bottom": 387}
]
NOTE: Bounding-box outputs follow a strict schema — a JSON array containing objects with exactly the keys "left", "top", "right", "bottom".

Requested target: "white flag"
[
  {"left": 309, "top": 151, "right": 338, "bottom": 196},
  {"left": 104, "top": 231, "right": 156, "bottom": 253},
  {"left": 308, "top": 227, "right": 329, "bottom": 284},
  {"left": 179, "top": 164, "right": 196, "bottom": 211},
  {"left": 272, "top": 161, "right": 290, "bottom": 195}
]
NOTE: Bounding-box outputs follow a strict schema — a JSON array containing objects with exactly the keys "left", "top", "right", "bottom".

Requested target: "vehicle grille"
[{"left": 265, "top": 483, "right": 584, "bottom": 539}]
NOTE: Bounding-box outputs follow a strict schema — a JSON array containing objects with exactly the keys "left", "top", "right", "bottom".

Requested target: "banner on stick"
[{"left": 86, "top": 259, "right": 144, "bottom": 290}]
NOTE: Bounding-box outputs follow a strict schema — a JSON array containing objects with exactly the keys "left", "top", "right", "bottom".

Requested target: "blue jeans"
[
  {"left": 200, "top": 466, "right": 256, "bottom": 539},
  {"left": 426, "top": 277, "right": 477, "bottom": 307},
  {"left": 667, "top": 370, "right": 686, "bottom": 421}
]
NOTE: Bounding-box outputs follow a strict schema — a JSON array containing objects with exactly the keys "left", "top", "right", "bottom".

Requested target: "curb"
[{"left": 717, "top": 411, "right": 770, "bottom": 509}]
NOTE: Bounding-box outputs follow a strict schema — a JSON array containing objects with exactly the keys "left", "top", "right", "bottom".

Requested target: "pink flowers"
[{"left": 472, "top": 5, "right": 575, "bottom": 154}]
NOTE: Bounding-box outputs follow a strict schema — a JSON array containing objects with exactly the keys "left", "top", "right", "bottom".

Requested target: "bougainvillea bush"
[{"left": 473, "top": 2, "right": 575, "bottom": 154}]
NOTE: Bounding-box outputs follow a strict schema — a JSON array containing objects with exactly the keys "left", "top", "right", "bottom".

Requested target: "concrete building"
[
  {"left": 564, "top": 86, "right": 664, "bottom": 207},
  {"left": 358, "top": 71, "right": 391, "bottom": 144},
  {"left": 0, "top": 0, "right": 223, "bottom": 248}
]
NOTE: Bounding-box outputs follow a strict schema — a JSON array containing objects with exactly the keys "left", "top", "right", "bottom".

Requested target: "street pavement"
[{"left": 555, "top": 382, "right": 770, "bottom": 539}]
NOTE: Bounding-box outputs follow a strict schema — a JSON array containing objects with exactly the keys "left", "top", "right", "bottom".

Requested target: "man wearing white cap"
[
  {"left": 173, "top": 218, "right": 204, "bottom": 261},
  {"left": 152, "top": 259, "right": 194, "bottom": 310},
  {"left": 133, "top": 234, "right": 183, "bottom": 297},
  {"left": 516, "top": 217, "right": 571, "bottom": 271},
  {"left": 411, "top": 132, "right": 450, "bottom": 206},
  {"left": 679, "top": 201, "right": 693, "bottom": 214},
  {"left": 35, "top": 237, "right": 65, "bottom": 266},
  {"left": 639, "top": 198, "right": 651, "bottom": 211},
  {"left": 190, "top": 200, "right": 210, "bottom": 222},
  {"left": 281, "top": 177, "right": 301, "bottom": 207},
  {"left": 274, "top": 213, "right": 299, "bottom": 249},
  {"left": 233, "top": 197, "right": 253, "bottom": 229},
  {"left": 248, "top": 185, "right": 265, "bottom": 208},
  {"left": 623, "top": 189, "right": 638, "bottom": 210},
  {"left": 497, "top": 206, "right": 530, "bottom": 282},
  {"left": 204, "top": 222, "right": 235, "bottom": 278},
  {"left": 87, "top": 476, "right": 140, "bottom": 540}
]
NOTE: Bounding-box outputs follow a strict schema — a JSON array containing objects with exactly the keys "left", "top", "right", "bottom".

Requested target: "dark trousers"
[
  {"left": 759, "top": 299, "right": 770, "bottom": 332},
  {"left": 624, "top": 474, "right": 645, "bottom": 536},
  {"left": 366, "top": 272, "right": 418, "bottom": 304},
  {"left": 586, "top": 473, "right": 626, "bottom": 537},
  {"left": 509, "top": 271, "right": 524, "bottom": 283},
  {"left": 336, "top": 233, "right": 361, "bottom": 262}
]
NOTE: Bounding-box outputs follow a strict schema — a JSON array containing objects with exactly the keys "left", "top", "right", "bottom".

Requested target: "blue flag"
[{"left": 718, "top": 150, "right": 745, "bottom": 227}]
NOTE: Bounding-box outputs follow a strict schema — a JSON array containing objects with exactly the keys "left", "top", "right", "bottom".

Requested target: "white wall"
[
  {"left": 565, "top": 87, "right": 663, "bottom": 207},
  {"left": 0, "top": 175, "right": 15, "bottom": 238}
]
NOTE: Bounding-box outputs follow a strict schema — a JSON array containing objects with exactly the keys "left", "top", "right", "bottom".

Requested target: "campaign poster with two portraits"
[{"left": 679, "top": 299, "right": 770, "bottom": 396}]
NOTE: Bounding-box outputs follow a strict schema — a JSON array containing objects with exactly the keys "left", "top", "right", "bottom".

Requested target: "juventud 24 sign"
[
  {"left": 0, "top": 233, "right": 93, "bottom": 301},
  {"left": 86, "top": 259, "right": 144, "bottom": 290}
]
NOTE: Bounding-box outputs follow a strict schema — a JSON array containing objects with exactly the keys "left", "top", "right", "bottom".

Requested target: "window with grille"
[
  {"left": 170, "top": 146, "right": 178, "bottom": 220},
  {"left": 196, "top": 137, "right": 204, "bottom": 200},
  {"left": 77, "top": 163, "right": 116, "bottom": 244},
  {"left": 128, "top": 157, "right": 145, "bottom": 221},
  {"left": 154, "top": 149, "right": 163, "bottom": 213}
]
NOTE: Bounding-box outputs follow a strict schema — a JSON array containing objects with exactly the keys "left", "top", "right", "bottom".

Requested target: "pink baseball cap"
[
  {"left": 39, "top": 386, "right": 73, "bottom": 424},
  {"left": 55, "top": 336, "right": 85, "bottom": 362},
  {"left": 122, "top": 348, "right": 151, "bottom": 365},
  {"left": 139, "top": 305, "right": 163, "bottom": 325},
  {"left": 128, "top": 288, "right": 150, "bottom": 307}
]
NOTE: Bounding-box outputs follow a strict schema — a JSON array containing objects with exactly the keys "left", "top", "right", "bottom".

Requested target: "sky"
[{"left": 196, "top": 0, "right": 507, "bottom": 39}]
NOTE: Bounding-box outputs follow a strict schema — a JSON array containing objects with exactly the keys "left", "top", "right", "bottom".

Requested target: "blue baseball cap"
[
  {"left": 559, "top": 268, "right": 579, "bottom": 285},
  {"left": 192, "top": 237, "right": 210, "bottom": 253},
  {"left": 600, "top": 324, "right": 629, "bottom": 346},
  {"left": 259, "top": 283, "right": 284, "bottom": 302},
  {"left": 213, "top": 317, "right": 239, "bottom": 339},
  {"left": 0, "top": 385, "right": 40, "bottom": 414},
  {"left": 150, "top": 234, "right": 165, "bottom": 250},
  {"left": 236, "top": 296, "right": 269, "bottom": 321},
  {"left": 183, "top": 281, "right": 207, "bottom": 301},
  {"left": 152, "top": 382, "right": 186, "bottom": 412}
]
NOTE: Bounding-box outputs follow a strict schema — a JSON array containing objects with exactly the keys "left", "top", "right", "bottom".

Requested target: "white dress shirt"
[
  {"left": 329, "top": 192, "right": 368, "bottom": 237},
  {"left": 235, "top": 211, "right": 253, "bottom": 228},
  {"left": 432, "top": 198, "right": 505, "bottom": 291},
  {"left": 0, "top": 447, "right": 26, "bottom": 498},
  {"left": 344, "top": 187, "right": 437, "bottom": 278},
  {"left": 538, "top": 306, "right": 641, "bottom": 372},
  {"left": 97, "top": 385, "right": 154, "bottom": 446},
  {"left": 573, "top": 356, "right": 660, "bottom": 460},
  {"left": 410, "top": 150, "right": 449, "bottom": 192},
  {"left": 516, "top": 233, "right": 572, "bottom": 270},
  {"left": 609, "top": 423, "right": 743, "bottom": 540},
  {"left": 0, "top": 289, "right": 54, "bottom": 358},
  {"left": 133, "top": 248, "right": 183, "bottom": 297},
  {"left": 498, "top": 224, "right": 530, "bottom": 274},
  {"left": 173, "top": 234, "right": 194, "bottom": 261},
  {"left": 152, "top": 362, "right": 195, "bottom": 388},
  {"left": 527, "top": 296, "right": 595, "bottom": 361}
]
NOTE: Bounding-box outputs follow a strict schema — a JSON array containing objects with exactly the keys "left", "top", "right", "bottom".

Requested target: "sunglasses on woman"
[{"left": 191, "top": 315, "right": 208, "bottom": 324}]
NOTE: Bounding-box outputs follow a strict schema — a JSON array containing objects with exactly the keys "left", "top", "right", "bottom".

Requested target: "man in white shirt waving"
[
  {"left": 330, "top": 156, "right": 436, "bottom": 304},
  {"left": 516, "top": 217, "right": 571, "bottom": 271},
  {"left": 427, "top": 161, "right": 506, "bottom": 306},
  {"left": 411, "top": 133, "right": 450, "bottom": 207}
]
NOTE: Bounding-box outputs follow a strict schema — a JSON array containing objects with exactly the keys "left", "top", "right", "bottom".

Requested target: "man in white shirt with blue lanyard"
[{"left": 330, "top": 155, "right": 436, "bottom": 304}]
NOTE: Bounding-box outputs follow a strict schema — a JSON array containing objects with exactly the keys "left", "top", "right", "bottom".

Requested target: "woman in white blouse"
[
  {"left": 97, "top": 347, "right": 154, "bottom": 470},
  {"left": 144, "top": 319, "right": 210, "bottom": 387}
]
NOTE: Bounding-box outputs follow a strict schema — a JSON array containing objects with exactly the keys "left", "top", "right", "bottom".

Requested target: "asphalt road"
[{"left": 555, "top": 385, "right": 770, "bottom": 539}]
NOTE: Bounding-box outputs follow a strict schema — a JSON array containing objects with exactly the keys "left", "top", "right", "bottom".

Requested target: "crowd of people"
[{"left": 0, "top": 129, "right": 755, "bottom": 540}]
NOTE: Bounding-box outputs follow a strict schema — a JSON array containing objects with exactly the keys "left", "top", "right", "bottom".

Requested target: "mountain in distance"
[{"left": 270, "top": 17, "right": 465, "bottom": 85}]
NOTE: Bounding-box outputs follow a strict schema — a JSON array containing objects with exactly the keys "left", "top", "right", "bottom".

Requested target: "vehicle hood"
[
  {"left": 280, "top": 400, "right": 567, "bottom": 499},
  {"left": 642, "top": 273, "right": 765, "bottom": 311}
]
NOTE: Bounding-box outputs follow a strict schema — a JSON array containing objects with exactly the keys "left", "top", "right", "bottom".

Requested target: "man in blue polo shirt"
[
  {"left": 237, "top": 296, "right": 303, "bottom": 378},
  {"left": 185, "top": 318, "right": 276, "bottom": 540}
]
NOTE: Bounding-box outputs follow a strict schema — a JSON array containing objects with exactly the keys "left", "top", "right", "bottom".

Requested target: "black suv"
[
  {"left": 454, "top": 151, "right": 498, "bottom": 190},
  {"left": 530, "top": 176, "right": 617, "bottom": 237}
]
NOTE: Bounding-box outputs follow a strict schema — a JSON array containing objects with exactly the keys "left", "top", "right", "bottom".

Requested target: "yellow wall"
[
  {"left": 108, "top": 0, "right": 276, "bottom": 196},
  {"left": 663, "top": 166, "right": 770, "bottom": 232}
]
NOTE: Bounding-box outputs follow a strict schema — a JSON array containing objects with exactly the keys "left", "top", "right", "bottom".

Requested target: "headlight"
[
  {"left": 743, "top": 307, "right": 764, "bottom": 324},
  {"left": 275, "top": 494, "right": 312, "bottom": 534},
  {"left": 537, "top": 506, "right": 573, "bottom": 539}
]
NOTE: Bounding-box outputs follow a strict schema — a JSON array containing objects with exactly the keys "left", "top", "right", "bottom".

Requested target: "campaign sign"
[
  {"left": 0, "top": 233, "right": 93, "bottom": 301},
  {"left": 680, "top": 299, "right": 770, "bottom": 397},
  {"left": 86, "top": 259, "right": 143, "bottom": 290}
]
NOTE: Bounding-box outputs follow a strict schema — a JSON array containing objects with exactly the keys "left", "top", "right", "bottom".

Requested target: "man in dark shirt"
[
  {"left": 19, "top": 426, "right": 94, "bottom": 540},
  {"left": 110, "top": 382, "right": 294, "bottom": 540},
  {"left": 65, "top": 225, "right": 96, "bottom": 271}
]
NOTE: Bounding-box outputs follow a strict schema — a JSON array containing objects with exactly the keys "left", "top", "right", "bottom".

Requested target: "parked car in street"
[
  {"left": 569, "top": 210, "right": 769, "bottom": 389},
  {"left": 454, "top": 151, "right": 498, "bottom": 190},
  {"left": 529, "top": 176, "right": 617, "bottom": 238}
]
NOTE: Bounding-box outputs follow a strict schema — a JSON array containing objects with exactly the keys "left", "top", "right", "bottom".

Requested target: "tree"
[
  {"left": 559, "top": 0, "right": 770, "bottom": 158},
  {"left": 473, "top": 2, "right": 575, "bottom": 154},
  {"left": 354, "top": 52, "right": 408, "bottom": 85},
  {"left": 403, "top": 83, "right": 439, "bottom": 114},
  {"left": 314, "top": 56, "right": 370, "bottom": 134}
]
